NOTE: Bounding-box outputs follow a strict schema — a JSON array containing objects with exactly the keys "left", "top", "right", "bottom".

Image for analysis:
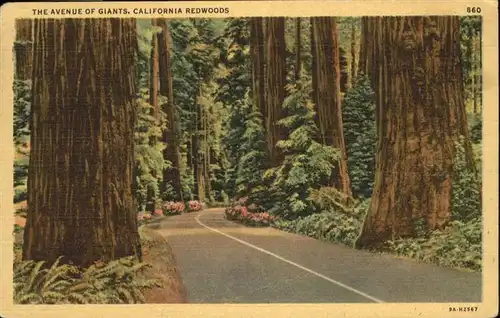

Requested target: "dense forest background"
[{"left": 13, "top": 16, "right": 483, "bottom": 288}]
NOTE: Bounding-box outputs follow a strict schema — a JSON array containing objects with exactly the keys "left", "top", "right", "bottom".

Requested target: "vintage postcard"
[{"left": 0, "top": 1, "right": 498, "bottom": 317}]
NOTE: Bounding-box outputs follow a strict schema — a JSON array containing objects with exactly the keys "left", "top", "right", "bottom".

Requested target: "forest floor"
[
  {"left": 152, "top": 208, "right": 481, "bottom": 303},
  {"left": 139, "top": 225, "right": 188, "bottom": 303},
  {"left": 13, "top": 200, "right": 188, "bottom": 304}
]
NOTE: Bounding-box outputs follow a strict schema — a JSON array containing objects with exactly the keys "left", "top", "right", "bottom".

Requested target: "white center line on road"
[{"left": 195, "top": 213, "right": 384, "bottom": 303}]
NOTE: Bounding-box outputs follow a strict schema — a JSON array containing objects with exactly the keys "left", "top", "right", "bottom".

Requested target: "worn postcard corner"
[{"left": 0, "top": 1, "right": 498, "bottom": 317}]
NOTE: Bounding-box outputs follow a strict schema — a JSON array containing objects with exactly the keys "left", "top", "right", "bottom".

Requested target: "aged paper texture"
[{"left": 0, "top": 1, "right": 498, "bottom": 317}]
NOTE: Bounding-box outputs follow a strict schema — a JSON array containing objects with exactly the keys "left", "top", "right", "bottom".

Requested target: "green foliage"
[
  {"left": 216, "top": 18, "right": 253, "bottom": 200},
  {"left": 13, "top": 79, "right": 31, "bottom": 146},
  {"left": 272, "top": 206, "right": 364, "bottom": 247},
  {"left": 14, "top": 256, "right": 160, "bottom": 304},
  {"left": 451, "top": 136, "right": 482, "bottom": 222},
  {"left": 384, "top": 218, "right": 482, "bottom": 272},
  {"left": 14, "top": 185, "right": 27, "bottom": 203},
  {"left": 468, "top": 113, "right": 482, "bottom": 143},
  {"left": 342, "top": 75, "right": 376, "bottom": 198},
  {"left": 265, "top": 79, "right": 340, "bottom": 219},
  {"left": 234, "top": 94, "right": 268, "bottom": 201},
  {"left": 134, "top": 90, "right": 169, "bottom": 211},
  {"left": 308, "top": 186, "right": 356, "bottom": 215},
  {"left": 459, "top": 16, "right": 482, "bottom": 109},
  {"left": 13, "top": 79, "right": 31, "bottom": 198}
]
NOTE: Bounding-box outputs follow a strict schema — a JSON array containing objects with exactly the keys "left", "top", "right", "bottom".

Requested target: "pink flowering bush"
[
  {"left": 187, "top": 200, "right": 203, "bottom": 212},
  {"left": 153, "top": 208, "right": 164, "bottom": 217},
  {"left": 137, "top": 211, "right": 152, "bottom": 222},
  {"left": 163, "top": 201, "right": 186, "bottom": 215},
  {"left": 225, "top": 204, "right": 277, "bottom": 227}
]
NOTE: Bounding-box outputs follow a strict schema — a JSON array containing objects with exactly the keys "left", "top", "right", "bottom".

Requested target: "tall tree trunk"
[
  {"left": 295, "top": 18, "right": 301, "bottom": 81},
  {"left": 146, "top": 19, "right": 160, "bottom": 213},
  {"left": 265, "top": 17, "right": 287, "bottom": 167},
  {"left": 193, "top": 86, "right": 205, "bottom": 202},
  {"left": 250, "top": 18, "right": 267, "bottom": 130},
  {"left": 472, "top": 34, "right": 479, "bottom": 114},
  {"left": 355, "top": 17, "right": 475, "bottom": 249},
  {"left": 311, "top": 17, "right": 352, "bottom": 197},
  {"left": 157, "top": 19, "right": 183, "bottom": 202},
  {"left": 311, "top": 21, "right": 318, "bottom": 118},
  {"left": 477, "top": 26, "right": 482, "bottom": 114},
  {"left": 23, "top": 18, "right": 141, "bottom": 267},
  {"left": 15, "top": 19, "right": 33, "bottom": 80},
  {"left": 360, "top": 17, "right": 384, "bottom": 134},
  {"left": 150, "top": 20, "right": 160, "bottom": 121},
  {"left": 349, "top": 20, "right": 358, "bottom": 87},
  {"left": 203, "top": 106, "right": 212, "bottom": 202}
]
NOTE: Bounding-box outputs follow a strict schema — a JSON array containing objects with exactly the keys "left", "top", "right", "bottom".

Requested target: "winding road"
[{"left": 147, "top": 208, "right": 481, "bottom": 303}]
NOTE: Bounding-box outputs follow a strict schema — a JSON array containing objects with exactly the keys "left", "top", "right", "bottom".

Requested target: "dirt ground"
[{"left": 140, "top": 225, "right": 188, "bottom": 303}]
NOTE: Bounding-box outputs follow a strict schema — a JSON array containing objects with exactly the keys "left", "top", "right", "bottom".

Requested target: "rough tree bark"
[
  {"left": 157, "top": 19, "right": 184, "bottom": 202},
  {"left": 23, "top": 18, "right": 141, "bottom": 267},
  {"left": 193, "top": 86, "right": 206, "bottom": 202},
  {"left": 14, "top": 19, "right": 33, "bottom": 80},
  {"left": 265, "top": 17, "right": 287, "bottom": 167},
  {"left": 349, "top": 20, "right": 358, "bottom": 88},
  {"left": 355, "top": 17, "right": 476, "bottom": 249},
  {"left": 150, "top": 20, "right": 160, "bottom": 121},
  {"left": 250, "top": 18, "right": 267, "bottom": 132},
  {"left": 472, "top": 33, "right": 480, "bottom": 114},
  {"left": 146, "top": 19, "right": 160, "bottom": 213},
  {"left": 359, "top": 17, "right": 384, "bottom": 134},
  {"left": 295, "top": 18, "right": 301, "bottom": 81},
  {"left": 311, "top": 17, "right": 352, "bottom": 197},
  {"left": 203, "top": 104, "right": 212, "bottom": 202}
]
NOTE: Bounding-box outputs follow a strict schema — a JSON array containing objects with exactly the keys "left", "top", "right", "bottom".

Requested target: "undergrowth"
[
  {"left": 13, "top": 256, "right": 160, "bottom": 304},
  {"left": 383, "top": 218, "right": 482, "bottom": 272},
  {"left": 271, "top": 198, "right": 367, "bottom": 247}
]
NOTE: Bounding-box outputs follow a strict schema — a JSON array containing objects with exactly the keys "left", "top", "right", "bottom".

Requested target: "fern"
[{"left": 13, "top": 255, "right": 160, "bottom": 304}]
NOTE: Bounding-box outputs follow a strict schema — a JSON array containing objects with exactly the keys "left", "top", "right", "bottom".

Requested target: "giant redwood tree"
[
  {"left": 311, "top": 17, "right": 352, "bottom": 197},
  {"left": 355, "top": 17, "right": 475, "bottom": 249},
  {"left": 157, "top": 19, "right": 184, "bottom": 202},
  {"left": 23, "top": 18, "right": 141, "bottom": 267},
  {"left": 14, "top": 19, "right": 33, "bottom": 80},
  {"left": 265, "top": 17, "right": 287, "bottom": 167}
]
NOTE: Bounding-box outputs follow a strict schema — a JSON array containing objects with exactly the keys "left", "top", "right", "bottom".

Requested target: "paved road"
[{"left": 148, "top": 208, "right": 482, "bottom": 303}]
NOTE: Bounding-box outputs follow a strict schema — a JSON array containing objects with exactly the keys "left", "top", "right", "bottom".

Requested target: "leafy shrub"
[
  {"left": 308, "top": 186, "right": 356, "bottom": 215},
  {"left": 162, "top": 201, "right": 186, "bottom": 215},
  {"left": 137, "top": 211, "right": 153, "bottom": 225},
  {"left": 271, "top": 198, "right": 370, "bottom": 247},
  {"left": 187, "top": 200, "right": 203, "bottom": 212},
  {"left": 452, "top": 136, "right": 482, "bottom": 222},
  {"left": 383, "top": 218, "right": 482, "bottom": 271},
  {"left": 342, "top": 75, "right": 376, "bottom": 198},
  {"left": 225, "top": 204, "right": 277, "bottom": 227},
  {"left": 14, "top": 256, "right": 160, "bottom": 304},
  {"left": 272, "top": 210, "right": 363, "bottom": 247}
]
